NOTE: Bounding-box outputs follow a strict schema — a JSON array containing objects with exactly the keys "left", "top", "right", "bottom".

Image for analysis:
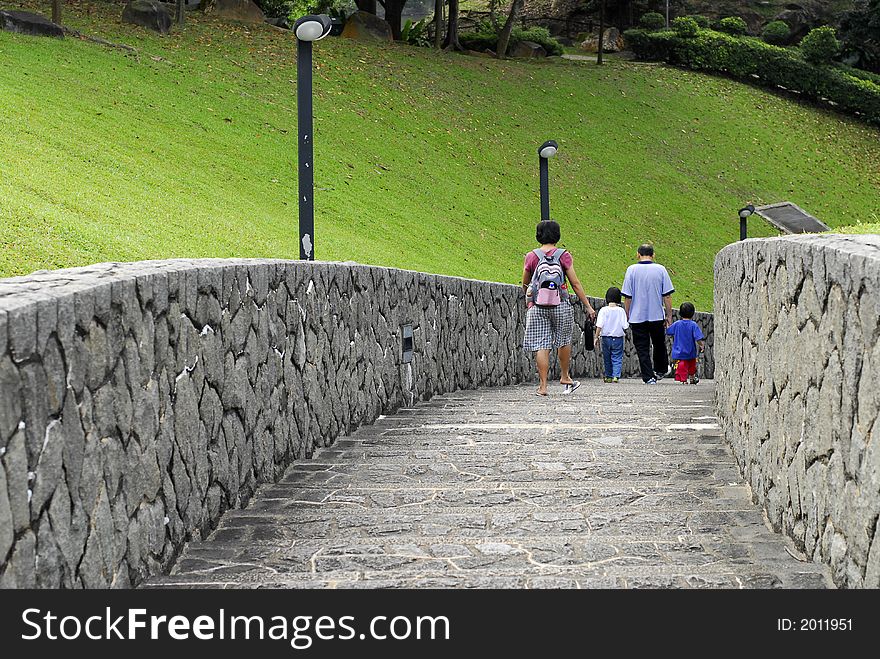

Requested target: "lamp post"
[
  {"left": 738, "top": 204, "right": 755, "bottom": 241},
  {"left": 294, "top": 14, "right": 332, "bottom": 261},
  {"left": 538, "top": 140, "right": 558, "bottom": 221}
]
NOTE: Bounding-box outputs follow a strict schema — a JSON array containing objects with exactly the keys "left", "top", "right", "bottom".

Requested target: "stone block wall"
[
  {"left": 0, "top": 259, "right": 713, "bottom": 588},
  {"left": 714, "top": 234, "right": 880, "bottom": 588}
]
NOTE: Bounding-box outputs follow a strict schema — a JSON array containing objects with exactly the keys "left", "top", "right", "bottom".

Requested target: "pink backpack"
[{"left": 530, "top": 249, "right": 567, "bottom": 307}]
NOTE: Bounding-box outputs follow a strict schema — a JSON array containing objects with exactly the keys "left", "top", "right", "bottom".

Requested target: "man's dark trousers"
[{"left": 630, "top": 321, "right": 668, "bottom": 382}]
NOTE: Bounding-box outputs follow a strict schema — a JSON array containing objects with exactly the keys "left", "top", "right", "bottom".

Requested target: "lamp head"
[
  {"left": 294, "top": 14, "right": 333, "bottom": 41},
  {"left": 739, "top": 204, "right": 755, "bottom": 219},
  {"left": 538, "top": 140, "right": 558, "bottom": 159}
]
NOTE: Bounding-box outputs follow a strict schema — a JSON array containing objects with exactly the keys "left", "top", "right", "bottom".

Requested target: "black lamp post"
[
  {"left": 738, "top": 204, "right": 755, "bottom": 241},
  {"left": 294, "top": 14, "right": 332, "bottom": 261},
  {"left": 538, "top": 140, "right": 558, "bottom": 221}
]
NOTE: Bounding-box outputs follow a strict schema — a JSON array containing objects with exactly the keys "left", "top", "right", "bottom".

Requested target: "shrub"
[
  {"left": 256, "top": 0, "right": 291, "bottom": 17},
  {"left": 672, "top": 16, "right": 699, "bottom": 38},
  {"left": 717, "top": 17, "right": 748, "bottom": 36},
  {"left": 256, "top": 0, "right": 353, "bottom": 21},
  {"left": 640, "top": 12, "right": 666, "bottom": 32},
  {"left": 800, "top": 26, "right": 840, "bottom": 65},
  {"left": 687, "top": 15, "right": 710, "bottom": 29},
  {"left": 625, "top": 29, "right": 880, "bottom": 125},
  {"left": 762, "top": 20, "right": 790, "bottom": 45},
  {"left": 459, "top": 25, "right": 563, "bottom": 56},
  {"left": 512, "top": 26, "right": 564, "bottom": 56},
  {"left": 401, "top": 18, "right": 430, "bottom": 47},
  {"left": 623, "top": 28, "right": 650, "bottom": 53},
  {"left": 459, "top": 30, "right": 498, "bottom": 52},
  {"left": 835, "top": 63, "right": 880, "bottom": 86}
]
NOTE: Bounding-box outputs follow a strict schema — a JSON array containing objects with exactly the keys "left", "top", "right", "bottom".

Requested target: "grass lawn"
[{"left": 1, "top": 3, "right": 878, "bottom": 309}]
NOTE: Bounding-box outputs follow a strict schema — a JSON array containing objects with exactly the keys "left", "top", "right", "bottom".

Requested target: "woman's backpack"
[{"left": 530, "top": 248, "right": 568, "bottom": 307}]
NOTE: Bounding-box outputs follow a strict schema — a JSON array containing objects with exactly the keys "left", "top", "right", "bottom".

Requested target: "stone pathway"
[
  {"left": 144, "top": 380, "right": 833, "bottom": 589},
  {"left": 561, "top": 53, "right": 598, "bottom": 62}
]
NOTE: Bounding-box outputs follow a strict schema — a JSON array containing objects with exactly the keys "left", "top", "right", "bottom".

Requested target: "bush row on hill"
[{"left": 623, "top": 28, "right": 880, "bottom": 126}]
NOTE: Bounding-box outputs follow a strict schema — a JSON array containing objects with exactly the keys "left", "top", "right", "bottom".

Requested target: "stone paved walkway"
[{"left": 144, "top": 380, "right": 833, "bottom": 589}]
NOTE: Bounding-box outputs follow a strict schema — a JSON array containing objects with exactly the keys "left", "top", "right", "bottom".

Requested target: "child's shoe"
[
  {"left": 612, "top": 377, "right": 619, "bottom": 383},
  {"left": 603, "top": 377, "right": 614, "bottom": 383},
  {"left": 689, "top": 376, "right": 700, "bottom": 385}
]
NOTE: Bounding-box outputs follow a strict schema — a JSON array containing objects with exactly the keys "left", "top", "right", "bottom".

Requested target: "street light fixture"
[
  {"left": 294, "top": 14, "right": 332, "bottom": 261},
  {"left": 738, "top": 204, "right": 755, "bottom": 241},
  {"left": 538, "top": 140, "right": 558, "bottom": 221}
]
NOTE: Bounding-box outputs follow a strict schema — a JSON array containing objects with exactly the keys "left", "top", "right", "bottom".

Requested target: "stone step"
[{"left": 143, "top": 380, "right": 834, "bottom": 590}]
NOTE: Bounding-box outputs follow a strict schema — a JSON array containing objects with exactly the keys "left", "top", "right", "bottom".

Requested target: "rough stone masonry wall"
[
  {"left": 714, "top": 235, "right": 880, "bottom": 589},
  {"left": 0, "top": 259, "right": 713, "bottom": 588}
]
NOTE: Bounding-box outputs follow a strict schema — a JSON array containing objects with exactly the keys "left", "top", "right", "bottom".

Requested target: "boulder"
[
  {"left": 511, "top": 40, "right": 547, "bottom": 58},
  {"left": 580, "top": 27, "right": 621, "bottom": 53},
  {"left": 341, "top": 11, "right": 392, "bottom": 42},
  {"left": 122, "top": 0, "right": 172, "bottom": 34},
  {"left": 205, "top": 0, "right": 265, "bottom": 23},
  {"left": 0, "top": 10, "right": 64, "bottom": 38}
]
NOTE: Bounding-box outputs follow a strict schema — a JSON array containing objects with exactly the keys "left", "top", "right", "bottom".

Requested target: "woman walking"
[{"left": 522, "top": 220, "right": 597, "bottom": 396}]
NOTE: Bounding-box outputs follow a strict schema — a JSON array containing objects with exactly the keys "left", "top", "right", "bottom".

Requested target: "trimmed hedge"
[
  {"left": 687, "top": 15, "right": 710, "bottom": 29},
  {"left": 835, "top": 63, "right": 880, "bottom": 86},
  {"left": 640, "top": 12, "right": 666, "bottom": 31},
  {"left": 717, "top": 16, "right": 748, "bottom": 36},
  {"left": 672, "top": 16, "right": 699, "bottom": 38},
  {"left": 800, "top": 26, "right": 840, "bottom": 64},
  {"left": 623, "top": 29, "right": 880, "bottom": 125}
]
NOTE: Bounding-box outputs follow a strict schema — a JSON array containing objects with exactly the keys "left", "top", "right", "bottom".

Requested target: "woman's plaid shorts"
[{"left": 522, "top": 302, "right": 574, "bottom": 352}]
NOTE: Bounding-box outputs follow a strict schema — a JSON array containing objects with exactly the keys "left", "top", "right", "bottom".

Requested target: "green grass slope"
[{"left": 1, "top": 4, "right": 878, "bottom": 309}]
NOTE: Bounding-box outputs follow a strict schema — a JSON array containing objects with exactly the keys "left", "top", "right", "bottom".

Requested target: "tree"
[
  {"left": 378, "top": 0, "right": 408, "bottom": 39},
  {"left": 355, "top": 0, "right": 377, "bottom": 13},
  {"left": 443, "top": 0, "right": 463, "bottom": 50},
  {"left": 496, "top": 0, "right": 523, "bottom": 58},
  {"left": 177, "top": 0, "right": 185, "bottom": 26},
  {"left": 839, "top": 0, "right": 880, "bottom": 73},
  {"left": 51, "top": 0, "right": 61, "bottom": 23},
  {"left": 434, "top": 0, "right": 443, "bottom": 48}
]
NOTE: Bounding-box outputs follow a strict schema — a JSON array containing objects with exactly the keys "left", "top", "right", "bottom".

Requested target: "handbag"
[{"left": 583, "top": 316, "right": 595, "bottom": 351}]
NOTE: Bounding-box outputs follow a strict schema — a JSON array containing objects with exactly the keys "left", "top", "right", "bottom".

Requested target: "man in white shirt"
[{"left": 621, "top": 244, "right": 674, "bottom": 384}]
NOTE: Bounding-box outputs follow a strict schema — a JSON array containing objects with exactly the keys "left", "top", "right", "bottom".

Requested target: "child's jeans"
[
  {"left": 601, "top": 336, "right": 624, "bottom": 378},
  {"left": 675, "top": 359, "right": 697, "bottom": 381}
]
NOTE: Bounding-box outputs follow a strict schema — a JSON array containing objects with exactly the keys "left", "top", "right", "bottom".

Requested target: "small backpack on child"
[{"left": 530, "top": 248, "right": 567, "bottom": 307}]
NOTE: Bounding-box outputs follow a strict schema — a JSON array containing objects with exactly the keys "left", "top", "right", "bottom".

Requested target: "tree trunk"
[
  {"left": 496, "top": 0, "right": 524, "bottom": 58},
  {"left": 380, "top": 0, "right": 406, "bottom": 39},
  {"left": 356, "top": 0, "right": 377, "bottom": 14},
  {"left": 597, "top": 0, "right": 604, "bottom": 65},
  {"left": 176, "top": 0, "right": 185, "bottom": 26},
  {"left": 434, "top": 0, "right": 443, "bottom": 49},
  {"left": 51, "top": 0, "right": 61, "bottom": 24},
  {"left": 443, "top": 0, "right": 463, "bottom": 50}
]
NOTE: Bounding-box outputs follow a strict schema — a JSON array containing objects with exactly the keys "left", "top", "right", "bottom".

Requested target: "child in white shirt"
[{"left": 594, "top": 287, "right": 629, "bottom": 382}]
